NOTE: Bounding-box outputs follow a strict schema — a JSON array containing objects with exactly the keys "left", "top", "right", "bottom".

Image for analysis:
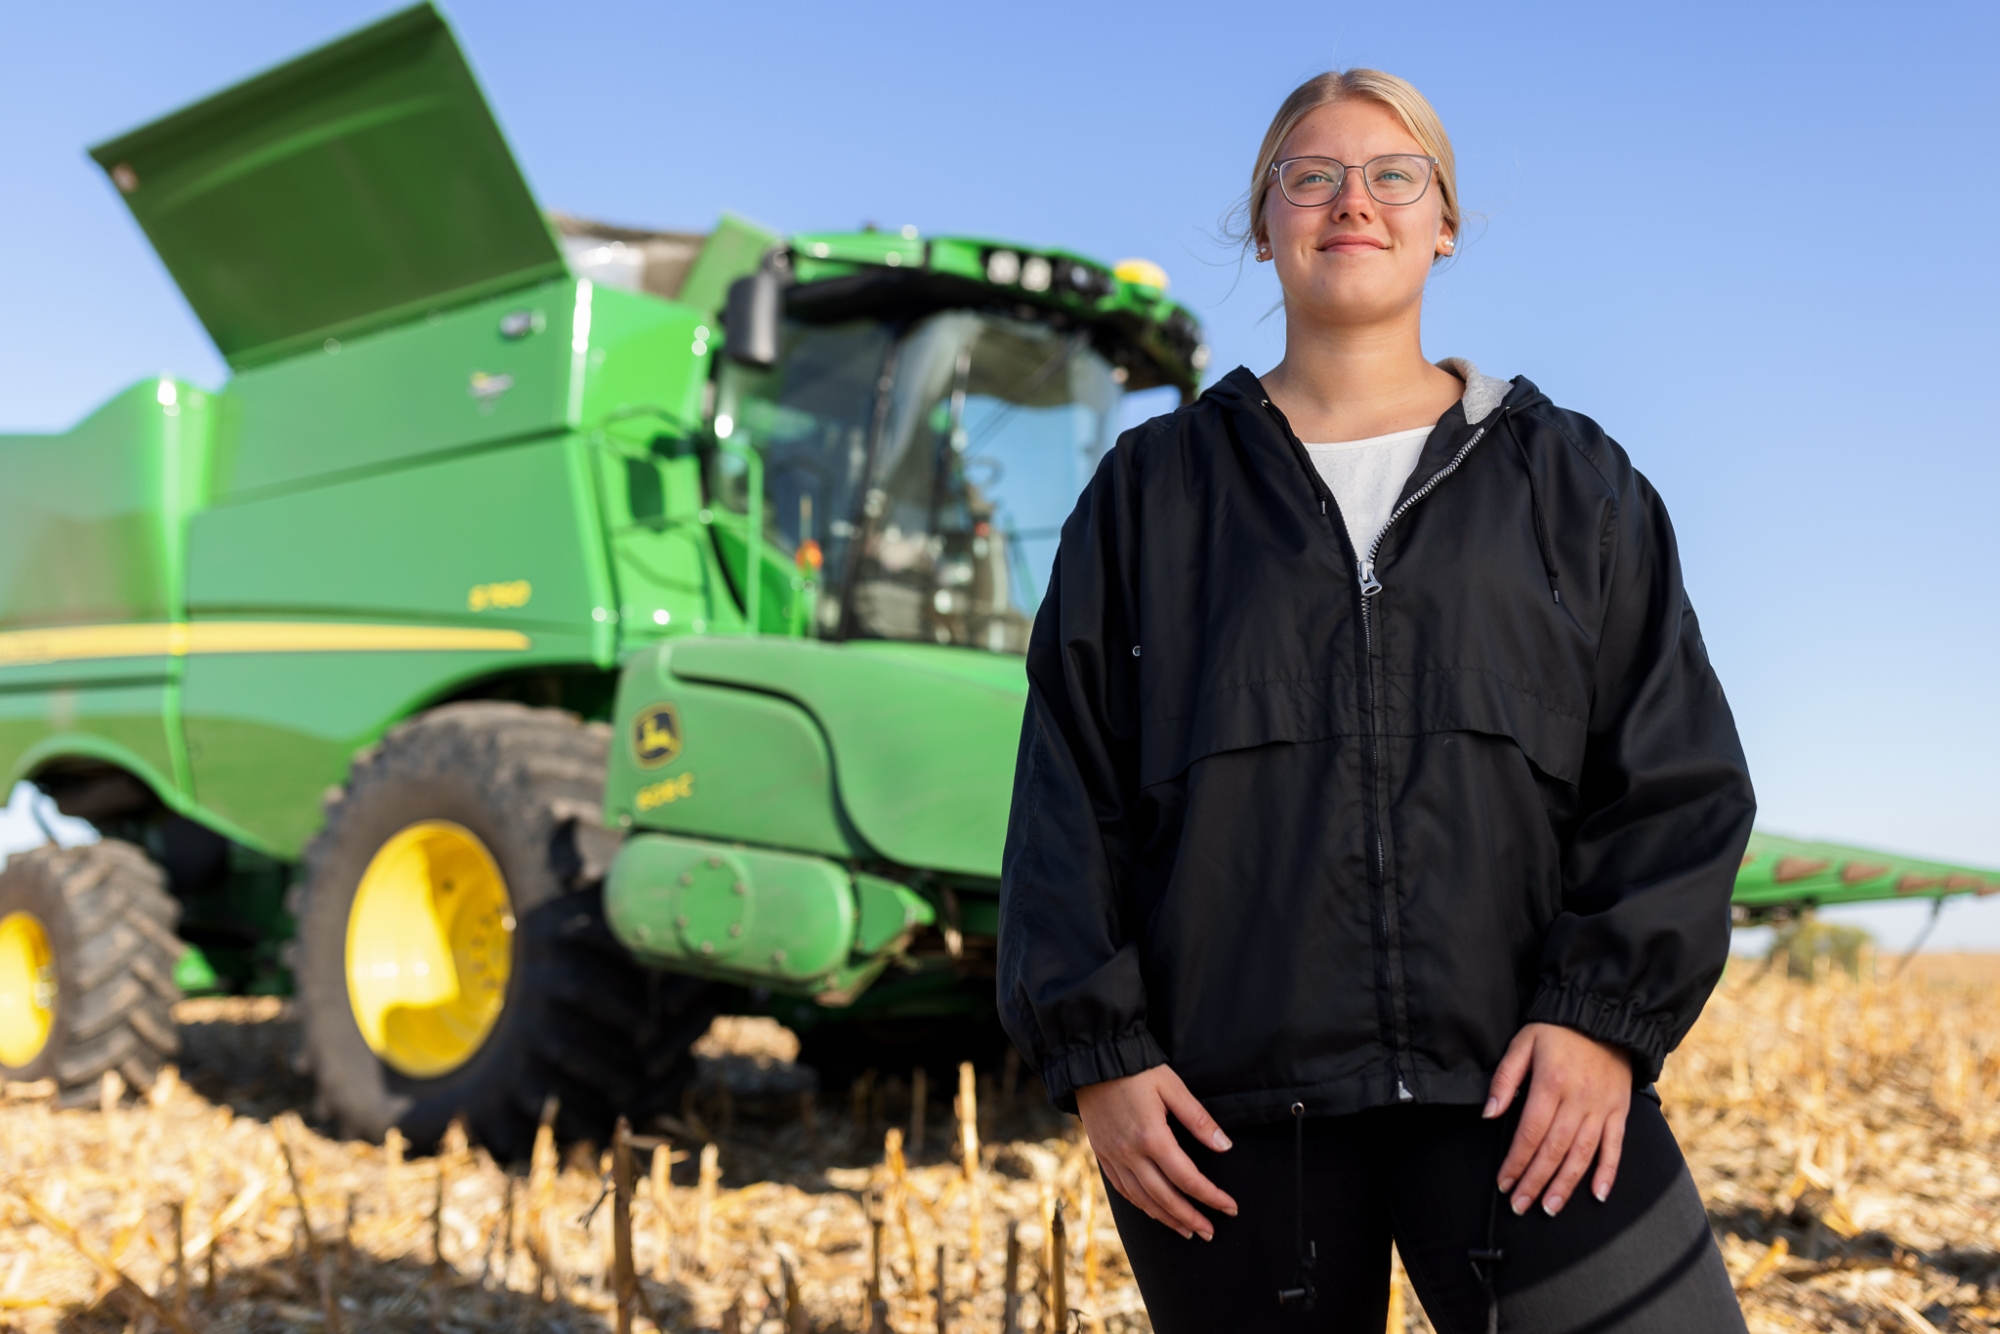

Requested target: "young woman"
[{"left": 998, "top": 70, "right": 1755, "bottom": 1332}]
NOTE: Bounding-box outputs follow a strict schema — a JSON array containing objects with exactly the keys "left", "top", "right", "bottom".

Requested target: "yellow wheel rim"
[
  {"left": 345, "top": 821, "right": 515, "bottom": 1078},
  {"left": 0, "top": 910, "right": 56, "bottom": 1070}
]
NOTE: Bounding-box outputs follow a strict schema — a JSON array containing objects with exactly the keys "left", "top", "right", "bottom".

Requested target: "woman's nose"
[{"left": 1330, "top": 167, "right": 1374, "bottom": 217}]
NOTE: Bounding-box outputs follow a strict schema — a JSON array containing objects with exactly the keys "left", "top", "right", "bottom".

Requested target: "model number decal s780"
[
  {"left": 634, "top": 772, "right": 695, "bottom": 811},
  {"left": 468, "top": 580, "right": 531, "bottom": 612}
]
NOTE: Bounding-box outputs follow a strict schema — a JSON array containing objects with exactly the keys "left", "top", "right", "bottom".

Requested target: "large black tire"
[
  {"left": 0, "top": 841, "right": 181, "bottom": 1100},
  {"left": 292, "top": 702, "right": 713, "bottom": 1159}
]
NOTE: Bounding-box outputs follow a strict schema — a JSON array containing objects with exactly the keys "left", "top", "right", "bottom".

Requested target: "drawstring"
[
  {"left": 1502, "top": 411, "right": 1561, "bottom": 605},
  {"left": 1468, "top": 1108, "right": 1513, "bottom": 1334},
  {"left": 1266, "top": 1101, "right": 1504, "bottom": 1326},
  {"left": 1276, "top": 1102, "right": 1317, "bottom": 1308}
]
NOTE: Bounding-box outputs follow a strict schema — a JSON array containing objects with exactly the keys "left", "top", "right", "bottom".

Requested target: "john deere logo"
[{"left": 632, "top": 703, "right": 682, "bottom": 769}]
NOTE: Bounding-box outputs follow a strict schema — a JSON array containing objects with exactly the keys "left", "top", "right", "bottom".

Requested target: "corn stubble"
[{"left": 0, "top": 963, "right": 1994, "bottom": 1332}]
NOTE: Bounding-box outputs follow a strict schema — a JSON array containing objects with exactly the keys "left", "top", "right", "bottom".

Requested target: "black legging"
[{"left": 1107, "top": 1096, "right": 1745, "bottom": 1334}]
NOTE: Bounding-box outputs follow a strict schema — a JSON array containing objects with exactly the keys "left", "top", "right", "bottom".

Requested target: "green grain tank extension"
[{"left": 0, "top": 5, "right": 1991, "bottom": 1149}]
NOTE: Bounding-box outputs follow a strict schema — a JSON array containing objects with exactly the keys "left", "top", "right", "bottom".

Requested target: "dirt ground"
[{"left": 1, "top": 959, "right": 1996, "bottom": 1332}]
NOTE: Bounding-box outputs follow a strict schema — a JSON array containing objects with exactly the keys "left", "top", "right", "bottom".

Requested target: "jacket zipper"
[
  {"left": 1261, "top": 397, "right": 1499, "bottom": 1106},
  {"left": 1358, "top": 419, "right": 1493, "bottom": 1102}
]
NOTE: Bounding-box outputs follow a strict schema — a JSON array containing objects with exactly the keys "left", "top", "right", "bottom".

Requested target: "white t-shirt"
[{"left": 1302, "top": 426, "right": 1432, "bottom": 559}]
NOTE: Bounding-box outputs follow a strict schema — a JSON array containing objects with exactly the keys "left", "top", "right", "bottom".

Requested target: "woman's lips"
[{"left": 1319, "top": 234, "right": 1387, "bottom": 253}]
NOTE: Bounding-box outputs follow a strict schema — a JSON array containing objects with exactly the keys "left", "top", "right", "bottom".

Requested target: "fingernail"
[
  {"left": 1179, "top": 1228, "right": 1193, "bottom": 1240},
  {"left": 1212, "top": 1130, "right": 1233, "bottom": 1151},
  {"left": 1593, "top": 1183, "right": 1608, "bottom": 1203},
  {"left": 1498, "top": 1176, "right": 1516, "bottom": 1194},
  {"left": 1223, "top": 1206, "right": 1238, "bottom": 1217},
  {"left": 1543, "top": 1195, "right": 1563, "bottom": 1216},
  {"left": 1511, "top": 1194, "right": 1530, "bottom": 1216},
  {"left": 1482, "top": 1097, "right": 1499, "bottom": 1118},
  {"left": 1199, "top": 1229, "right": 1214, "bottom": 1242}
]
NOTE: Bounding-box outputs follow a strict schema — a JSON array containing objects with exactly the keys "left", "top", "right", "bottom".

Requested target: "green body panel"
[
  {"left": 618, "top": 637, "right": 1027, "bottom": 879},
  {"left": 0, "top": 380, "right": 215, "bottom": 632},
  {"left": 1735, "top": 831, "right": 1999, "bottom": 911},
  {"left": 89, "top": 4, "right": 565, "bottom": 369},
  {"left": 191, "top": 436, "right": 607, "bottom": 625},
  {"left": 183, "top": 650, "right": 572, "bottom": 857},
  {"left": 0, "top": 380, "right": 217, "bottom": 804},
  {"left": 603, "top": 831, "right": 932, "bottom": 998},
  {"left": 853, "top": 873, "right": 936, "bottom": 956},
  {"left": 607, "top": 644, "right": 856, "bottom": 858},
  {"left": 214, "top": 284, "right": 576, "bottom": 498},
  {"left": 0, "top": 684, "right": 183, "bottom": 801}
]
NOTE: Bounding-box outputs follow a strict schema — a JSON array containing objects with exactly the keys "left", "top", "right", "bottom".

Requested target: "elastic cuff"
[
  {"left": 1039, "top": 1024, "right": 1168, "bottom": 1114},
  {"left": 1524, "top": 983, "right": 1670, "bottom": 1083}
]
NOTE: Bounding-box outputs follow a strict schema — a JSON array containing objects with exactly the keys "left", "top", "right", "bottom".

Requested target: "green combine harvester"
[{"left": 0, "top": 5, "right": 1991, "bottom": 1153}]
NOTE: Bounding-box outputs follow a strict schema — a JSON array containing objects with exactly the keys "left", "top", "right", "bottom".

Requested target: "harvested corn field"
[{"left": 1, "top": 962, "right": 1996, "bottom": 1333}]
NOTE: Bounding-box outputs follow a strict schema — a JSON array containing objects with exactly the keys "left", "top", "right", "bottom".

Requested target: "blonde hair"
[{"left": 1237, "top": 69, "right": 1459, "bottom": 258}]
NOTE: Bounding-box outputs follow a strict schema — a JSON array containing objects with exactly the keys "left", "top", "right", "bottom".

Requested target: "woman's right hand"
[{"left": 1075, "top": 1065, "right": 1237, "bottom": 1240}]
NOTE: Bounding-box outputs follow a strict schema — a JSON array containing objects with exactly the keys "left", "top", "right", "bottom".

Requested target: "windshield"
[{"left": 710, "top": 311, "right": 1124, "bottom": 652}]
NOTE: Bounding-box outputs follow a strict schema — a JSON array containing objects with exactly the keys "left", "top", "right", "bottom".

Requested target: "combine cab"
[{"left": 0, "top": 4, "right": 1989, "bottom": 1145}]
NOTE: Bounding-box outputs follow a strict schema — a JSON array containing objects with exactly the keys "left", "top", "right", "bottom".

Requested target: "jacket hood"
[{"left": 1204, "top": 360, "right": 1542, "bottom": 428}]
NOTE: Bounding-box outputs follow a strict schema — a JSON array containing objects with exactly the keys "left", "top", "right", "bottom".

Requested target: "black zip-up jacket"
[{"left": 998, "top": 366, "right": 1754, "bottom": 1125}]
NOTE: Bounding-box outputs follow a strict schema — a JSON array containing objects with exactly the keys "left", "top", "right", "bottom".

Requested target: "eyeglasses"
[{"left": 1270, "top": 155, "right": 1438, "bottom": 208}]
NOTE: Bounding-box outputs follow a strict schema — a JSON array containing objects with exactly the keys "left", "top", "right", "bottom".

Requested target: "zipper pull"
[
  {"left": 1357, "top": 559, "right": 1382, "bottom": 597},
  {"left": 1396, "top": 1078, "right": 1415, "bottom": 1103}
]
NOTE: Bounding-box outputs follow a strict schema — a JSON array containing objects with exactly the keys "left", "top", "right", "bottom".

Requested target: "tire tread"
[{"left": 0, "top": 842, "right": 180, "bottom": 1091}]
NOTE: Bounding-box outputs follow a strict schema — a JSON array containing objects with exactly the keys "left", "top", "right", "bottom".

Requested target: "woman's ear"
[
  {"left": 1255, "top": 232, "right": 1272, "bottom": 262},
  {"left": 1437, "top": 228, "right": 1456, "bottom": 257}
]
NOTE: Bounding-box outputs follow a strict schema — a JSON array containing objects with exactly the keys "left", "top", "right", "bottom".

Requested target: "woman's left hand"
[{"left": 1484, "top": 1022, "right": 1632, "bottom": 1216}]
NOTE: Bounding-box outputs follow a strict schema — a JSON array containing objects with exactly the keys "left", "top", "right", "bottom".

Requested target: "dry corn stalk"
[
  {"left": 695, "top": 1141, "right": 721, "bottom": 1272},
  {"left": 1736, "top": 1235, "right": 1788, "bottom": 1293},
  {"left": 651, "top": 1141, "right": 675, "bottom": 1280},
  {"left": 958, "top": 1061, "right": 982, "bottom": 1268},
  {"left": 612, "top": 1117, "right": 636, "bottom": 1334},
  {"left": 1049, "top": 1198, "right": 1068, "bottom": 1333},
  {"left": 6, "top": 1188, "right": 194, "bottom": 1334}
]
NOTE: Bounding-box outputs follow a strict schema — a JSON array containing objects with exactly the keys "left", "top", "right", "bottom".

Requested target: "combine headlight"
[
  {"left": 986, "top": 249, "right": 1021, "bottom": 285},
  {"left": 1020, "top": 256, "right": 1052, "bottom": 292},
  {"left": 1056, "top": 261, "right": 1111, "bottom": 299}
]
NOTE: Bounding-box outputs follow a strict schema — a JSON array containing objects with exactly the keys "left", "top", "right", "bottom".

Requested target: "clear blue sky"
[{"left": 3, "top": 1, "right": 1996, "bottom": 948}]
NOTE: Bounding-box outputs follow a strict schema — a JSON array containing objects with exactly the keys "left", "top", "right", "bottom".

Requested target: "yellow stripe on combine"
[{"left": 0, "top": 621, "right": 532, "bottom": 668}]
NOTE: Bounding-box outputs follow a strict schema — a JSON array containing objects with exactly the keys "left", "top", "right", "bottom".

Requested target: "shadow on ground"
[
  {"left": 44, "top": 1249, "right": 635, "bottom": 1333},
  {"left": 173, "top": 997, "right": 315, "bottom": 1122}
]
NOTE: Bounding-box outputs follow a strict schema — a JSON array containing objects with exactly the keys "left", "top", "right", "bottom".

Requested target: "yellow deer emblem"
[{"left": 631, "top": 703, "right": 683, "bottom": 769}]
